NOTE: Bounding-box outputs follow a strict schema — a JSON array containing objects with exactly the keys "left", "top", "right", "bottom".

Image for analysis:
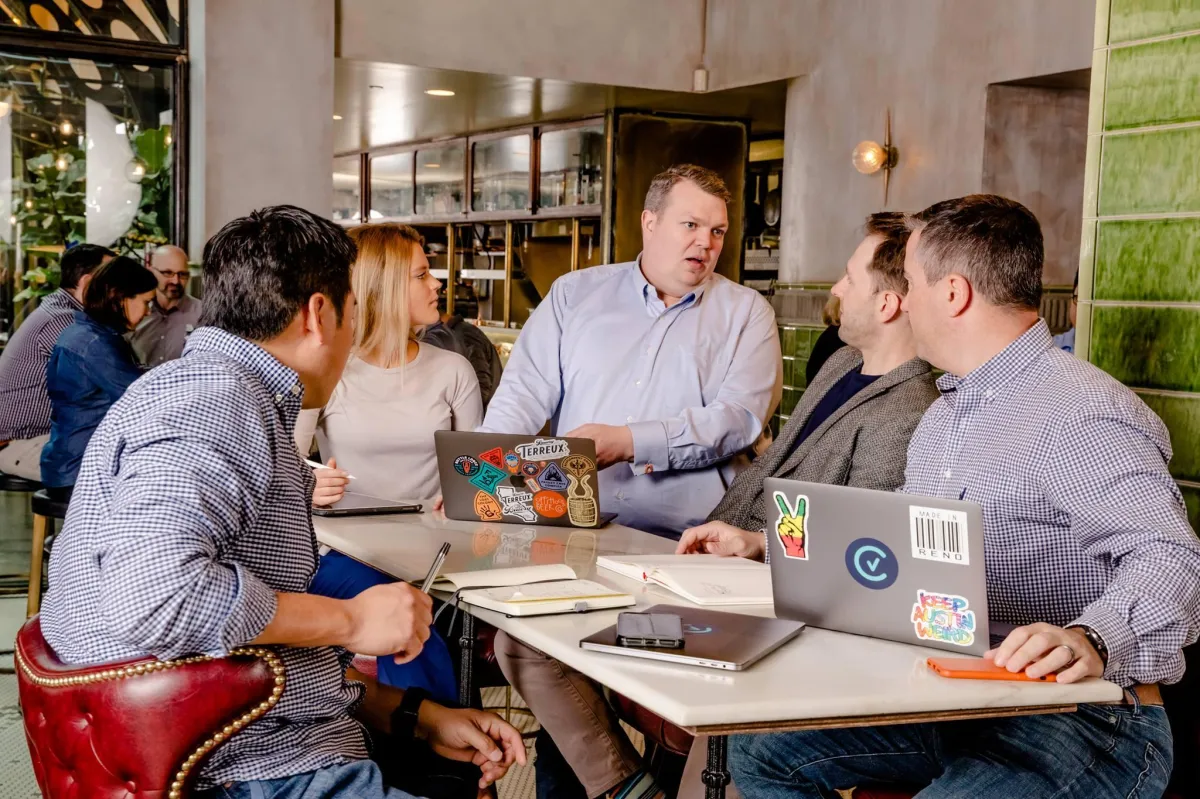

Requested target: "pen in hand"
[
  {"left": 420, "top": 542, "right": 452, "bottom": 593},
  {"left": 304, "top": 457, "right": 356, "bottom": 480}
]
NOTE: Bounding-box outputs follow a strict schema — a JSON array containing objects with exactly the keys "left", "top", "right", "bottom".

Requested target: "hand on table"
[
  {"left": 312, "top": 457, "right": 349, "bottom": 507},
  {"left": 985, "top": 622, "right": 1104, "bottom": 683},
  {"left": 344, "top": 583, "right": 433, "bottom": 664},
  {"left": 562, "top": 423, "right": 634, "bottom": 469},
  {"left": 676, "top": 521, "right": 765, "bottom": 560},
  {"left": 417, "top": 703, "right": 528, "bottom": 789}
]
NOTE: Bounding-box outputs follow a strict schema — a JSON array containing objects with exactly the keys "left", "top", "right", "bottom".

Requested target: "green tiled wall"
[
  {"left": 775, "top": 323, "right": 821, "bottom": 433},
  {"left": 1094, "top": 218, "right": 1200, "bottom": 301},
  {"left": 1084, "top": 0, "right": 1200, "bottom": 526}
]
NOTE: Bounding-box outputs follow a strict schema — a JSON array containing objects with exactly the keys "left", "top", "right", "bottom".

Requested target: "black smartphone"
[{"left": 616, "top": 612, "right": 685, "bottom": 649}]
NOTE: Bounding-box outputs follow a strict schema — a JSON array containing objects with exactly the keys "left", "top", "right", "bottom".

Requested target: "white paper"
[{"left": 432, "top": 562, "right": 577, "bottom": 591}]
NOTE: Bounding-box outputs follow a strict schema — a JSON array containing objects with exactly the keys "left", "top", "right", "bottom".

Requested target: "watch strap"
[{"left": 390, "top": 686, "right": 430, "bottom": 741}]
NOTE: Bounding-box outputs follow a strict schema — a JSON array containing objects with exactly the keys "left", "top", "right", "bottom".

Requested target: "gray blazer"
[{"left": 709, "top": 347, "right": 940, "bottom": 531}]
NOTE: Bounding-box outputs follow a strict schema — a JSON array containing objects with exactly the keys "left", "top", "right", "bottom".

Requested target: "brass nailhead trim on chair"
[{"left": 16, "top": 646, "right": 286, "bottom": 799}]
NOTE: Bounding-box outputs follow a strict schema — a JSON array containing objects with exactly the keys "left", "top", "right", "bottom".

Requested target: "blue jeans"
[
  {"left": 309, "top": 551, "right": 457, "bottom": 703},
  {"left": 730, "top": 701, "right": 1172, "bottom": 799},
  {"left": 198, "top": 761, "right": 413, "bottom": 799}
]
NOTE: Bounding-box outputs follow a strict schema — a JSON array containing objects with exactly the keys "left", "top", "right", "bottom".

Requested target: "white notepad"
[
  {"left": 596, "top": 554, "right": 773, "bottom": 606},
  {"left": 430, "top": 563, "right": 579, "bottom": 592},
  {"left": 458, "top": 580, "right": 635, "bottom": 616}
]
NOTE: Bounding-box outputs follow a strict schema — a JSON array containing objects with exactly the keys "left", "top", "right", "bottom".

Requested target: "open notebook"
[
  {"left": 429, "top": 563, "right": 634, "bottom": 616},
  {"left": 596, "top": 554, "right": 773, "bottom": 606}
]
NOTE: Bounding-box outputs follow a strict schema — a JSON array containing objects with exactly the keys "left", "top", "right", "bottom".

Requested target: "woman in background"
[
  {"left": 41, "top": 256, "right": 157, "bottom": 501},
  {"left": 806, "top": 294, "right": 846, "bottom": 385},
  {"left": 298, "top": 223, "right": 482, "bottom": 701}
]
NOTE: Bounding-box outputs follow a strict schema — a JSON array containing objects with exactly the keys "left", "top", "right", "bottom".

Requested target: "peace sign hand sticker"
[{"left": 773, "top": 491, "right": 809, "bottom": 560}]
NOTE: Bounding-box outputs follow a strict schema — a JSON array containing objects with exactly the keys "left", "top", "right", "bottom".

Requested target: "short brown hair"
[
  {"left": 643, "top": 164, "right": 731, "bottom": 214},
  {"left": 908, "top": 195, "right": 1043, "bottom": 310},
  {"left": 862, "top": 212, "right": 912, "bottom": 294}
]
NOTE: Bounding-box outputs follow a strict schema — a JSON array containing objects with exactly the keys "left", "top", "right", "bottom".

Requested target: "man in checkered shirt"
[
  {"left": 730, "top": 196, "right": 1200, "bottom": 798},
  {"left": 39, "top": 206, "right": 525, "bottom": 798}
]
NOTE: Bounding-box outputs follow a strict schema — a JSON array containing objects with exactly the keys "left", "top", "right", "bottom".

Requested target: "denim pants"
[
  {"left": 730, "top": 700, "right": 1172, "bottom": 799},
  {"left": 198, "top": 761, "right": 414, "bottom": 799},
  {"left": 309, "top": 551, "right": 457, "bottom": 703}
]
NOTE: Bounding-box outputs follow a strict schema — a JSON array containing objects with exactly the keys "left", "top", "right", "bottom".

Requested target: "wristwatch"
[
  {"left": 1069, "top": 625, "right": 1109, "bottom": 666},
  {"left": 390, "top": 686, "right": 430, "bottom": 741}
]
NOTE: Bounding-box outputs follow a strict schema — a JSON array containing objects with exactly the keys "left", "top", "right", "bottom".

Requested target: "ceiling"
[{"left": 333, "top": 60, "right": 788, "bottom": 154}]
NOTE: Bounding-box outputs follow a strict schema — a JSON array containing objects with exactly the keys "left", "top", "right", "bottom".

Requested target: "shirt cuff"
[
  {"left": 1068, "top": 602, "right": 1138, "bottom": 680},
  {"left": 219, "top": 563, "right": 279, "bottom": 654},
  {"left": 628, "top": 420, "right": 669, "bottom": 476}
]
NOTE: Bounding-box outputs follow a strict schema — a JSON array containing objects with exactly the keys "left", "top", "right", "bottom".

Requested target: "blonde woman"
[{"left": 300, "top": 223, "right": 481, "bottom": 702}]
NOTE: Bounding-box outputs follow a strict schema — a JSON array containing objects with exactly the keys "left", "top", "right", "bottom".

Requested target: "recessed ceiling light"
[
  {"left": 425, "top": 89, "right": 455, "bottom": 97},
  {"left": 425, "top": 163, "right": 441, "bottom": 168},
  {"left": 332, "top": 114, "right": 343, "bottom": 120}
]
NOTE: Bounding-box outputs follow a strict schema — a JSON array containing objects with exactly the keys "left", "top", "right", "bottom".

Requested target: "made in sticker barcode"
[{"left": 909, "top": 506, "right": 970, "bottom": 565}]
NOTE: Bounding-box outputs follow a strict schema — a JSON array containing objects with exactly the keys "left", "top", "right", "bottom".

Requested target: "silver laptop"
[
  {"left": 435, "top": 431, "right": 616, "bottom": 528},
  {"left": 580, "top": 604, "right": 805, "bottom": 671},
  {"left": 764, "top": 478, "right": 990, "bottom": 656}
]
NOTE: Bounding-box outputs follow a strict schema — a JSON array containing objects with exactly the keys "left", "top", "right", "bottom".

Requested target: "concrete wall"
[
  {"left": 339, "top": 0, "right": 705, "bottom": 92},
  {"left": 189, "top": 0, "right": 335, "bottom": 254},
  {"left": 982, "top": 85, "right": 1090, "bottom": 287},
  {"left": 779, "top": 0, "right": 1096, "bottom": 282}
]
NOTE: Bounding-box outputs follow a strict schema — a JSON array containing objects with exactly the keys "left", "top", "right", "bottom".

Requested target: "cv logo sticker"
[{"left": 844, "top": 537, "right": 898, "bottom": 590}]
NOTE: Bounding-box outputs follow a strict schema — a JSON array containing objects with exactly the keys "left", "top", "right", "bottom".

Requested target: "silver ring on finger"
[{"left": 1056, "top": 643, "right": 1078, "bottom": 664}]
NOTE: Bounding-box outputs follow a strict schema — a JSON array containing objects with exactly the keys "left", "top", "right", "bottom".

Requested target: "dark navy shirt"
[
  {"left": 41, "top": 312, "right": 144, "bottom": 487},
  {"left": 789, "top": 367, "right": 880, "bottom": 459}
]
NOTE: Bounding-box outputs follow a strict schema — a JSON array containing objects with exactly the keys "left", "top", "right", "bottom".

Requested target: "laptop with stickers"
[
  {"left": 435, "top": 431, "right": 616, "bottom": 528},
  {"left": 763, "top": 478, "right": 990, "bottom": 656}
]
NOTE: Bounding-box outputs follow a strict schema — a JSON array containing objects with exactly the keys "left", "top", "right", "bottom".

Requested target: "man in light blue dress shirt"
[{"left": 480, "top": 164, "right": 782, "bottom": 539}]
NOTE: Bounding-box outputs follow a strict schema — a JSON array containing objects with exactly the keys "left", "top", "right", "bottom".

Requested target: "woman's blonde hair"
[
  {"left": 347, "top": 223, "right": 426, "bottom": 366},
  {"left": 822, "top": 294, "right": 842, "bottom": 327}
]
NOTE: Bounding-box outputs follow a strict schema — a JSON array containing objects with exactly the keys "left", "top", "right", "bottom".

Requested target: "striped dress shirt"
[
  {"left": 40, "top": 327, "right": 370, "bottom": 787},
  {"left": 0, "top": 289, "right": 82, "bottom": 440}
]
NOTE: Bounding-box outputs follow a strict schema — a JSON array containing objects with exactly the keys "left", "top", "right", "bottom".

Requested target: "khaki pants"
[
  {"left": 494, "top": 631, "right": 740, "bottom": 799},
  {"left": 0, "top": 434, "right": 48, "bottom": 481}
]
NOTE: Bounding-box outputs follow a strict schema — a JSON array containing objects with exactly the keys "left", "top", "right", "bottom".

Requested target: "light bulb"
[
  {"left": 164, "top": 133, "right": 172, "bottom": 146},
  {"left": 8, "top": 215, "right": 16, "bottom": 225},
  {"left": 24, "top": 199, "right": 33, "bottom": 210},
  {"left": 55, "top": 156, "right": 68, "bottom": 171},
  {"left": 60, "top": 120, "right": 73, "bottom": 135},
  {"left": 852, "top": 141, "right": 885, "bottom": 175}
]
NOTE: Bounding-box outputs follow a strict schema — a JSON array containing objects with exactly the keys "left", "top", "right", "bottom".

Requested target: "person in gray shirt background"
[{"left": 130, "top": 244, "right": 203, "bottom": 367}]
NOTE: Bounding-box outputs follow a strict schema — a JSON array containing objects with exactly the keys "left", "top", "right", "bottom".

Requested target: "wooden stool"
[
  {"left": 1, "top": 472, "right": 42, "bottom": 591},
  {"left": 28, "top": 489, "right": 68, "bottom": 618}
]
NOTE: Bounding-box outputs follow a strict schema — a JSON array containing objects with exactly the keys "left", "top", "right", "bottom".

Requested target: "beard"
[{"left": 163, "top": 284, "right": 184, "bottom": 299}]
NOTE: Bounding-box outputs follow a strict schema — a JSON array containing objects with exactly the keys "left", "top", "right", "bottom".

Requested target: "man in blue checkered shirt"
[
  {"left": 39, "top": 206, "right": 525, "bottom": 798},
  {"left": 730, "top": 196, "right": 1200, "bottom": 798}
]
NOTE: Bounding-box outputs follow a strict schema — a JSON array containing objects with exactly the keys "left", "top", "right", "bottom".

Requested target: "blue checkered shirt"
[
  {"left": 903, "top": 320, "right": 1200, "bottom": 687},
  {"left": 40, "top": 327, "right": 369, "bottom": 787}
]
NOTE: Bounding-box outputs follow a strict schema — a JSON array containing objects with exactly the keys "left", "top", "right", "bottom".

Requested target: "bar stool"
[
  {"left": 0, "top": 471, "right": 42, "bottom": 591},
  {"left": 27, "top": 489, "right": 68, "bottom": 618}
]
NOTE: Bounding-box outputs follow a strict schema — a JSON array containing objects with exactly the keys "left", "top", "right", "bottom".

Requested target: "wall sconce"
[{"left": 852, "top": 109, "right": 899, "bottom": 204}]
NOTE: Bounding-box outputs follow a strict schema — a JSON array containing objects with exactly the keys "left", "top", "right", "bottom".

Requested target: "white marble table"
[{"left": 315, "top": 512, "right": 1124, "bottom": 796}]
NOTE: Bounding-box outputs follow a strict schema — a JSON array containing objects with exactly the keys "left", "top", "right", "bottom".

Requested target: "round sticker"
[
  {"left": 844, "top": 537, "right": 898, "bottom": 590},
  {"left": 533, "top": 491, "right": 568, "bottom": 519},
  {"left": 454, "top": 455, "right": 480, "bottom": 476},
  {"left": 521, "top": 461, "right": 540, "bottom": 477}
]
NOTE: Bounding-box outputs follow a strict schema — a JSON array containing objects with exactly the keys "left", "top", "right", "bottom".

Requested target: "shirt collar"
[
  {"left": 630, "top": 256, "right": 708, "bottom": 315},
  {"left": 183, "top": 327, "right": 306, "bottom": 417},
  {"left": 935, "top": 319, "right": 1053, "bottom": 397},
  {"left": 50, "top": 288, "right": 83, "bottom": 311}
]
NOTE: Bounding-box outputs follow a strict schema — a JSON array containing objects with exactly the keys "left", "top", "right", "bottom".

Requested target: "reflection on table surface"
[{"left": 312, "top": 510, "right": 676, "bottom": 583}]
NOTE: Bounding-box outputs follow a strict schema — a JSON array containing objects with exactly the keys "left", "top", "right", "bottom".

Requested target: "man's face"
[
  {"left": 640, "top": 180, "right": 728, "bottom": 300},
  {"left": 831, "top": 235, "right": 883, "bottom": 348},
  {"left": 150, "top": 252, "right": 190, "bottom": 302},
  {"left": 901, "top": 229, "right": 938, "bottom": 360}
]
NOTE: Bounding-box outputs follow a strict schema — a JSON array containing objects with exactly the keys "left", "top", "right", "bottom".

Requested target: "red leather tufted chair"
[{"left": 15, "top": 616, "right": 284, "bottom": 799}]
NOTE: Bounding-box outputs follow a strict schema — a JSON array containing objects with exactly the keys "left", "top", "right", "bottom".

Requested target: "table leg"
[
  {"left": 458, "top": 609, "right": 475, "bottom": 707},
  {"left": 702, "top": 734, "right": 731, "bottom": 799}
]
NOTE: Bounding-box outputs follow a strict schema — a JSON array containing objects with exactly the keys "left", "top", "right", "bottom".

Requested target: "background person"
[
  {"left": 130, "top": 244, "right": 203, "bottom": 367},
  {"left": 0, "top": 243, "right": 114, "bottom": 480},
  {"left": 40, "top": 256, "right": 156, "bottom": 501},
  {"left": 299, "top": 222, "right": 481, "bottom": 703}
]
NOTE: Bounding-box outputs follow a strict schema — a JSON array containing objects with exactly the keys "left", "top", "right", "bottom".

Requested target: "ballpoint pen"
[{"left": 420, "top": 542, "right": 452, "bottom": 593}]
